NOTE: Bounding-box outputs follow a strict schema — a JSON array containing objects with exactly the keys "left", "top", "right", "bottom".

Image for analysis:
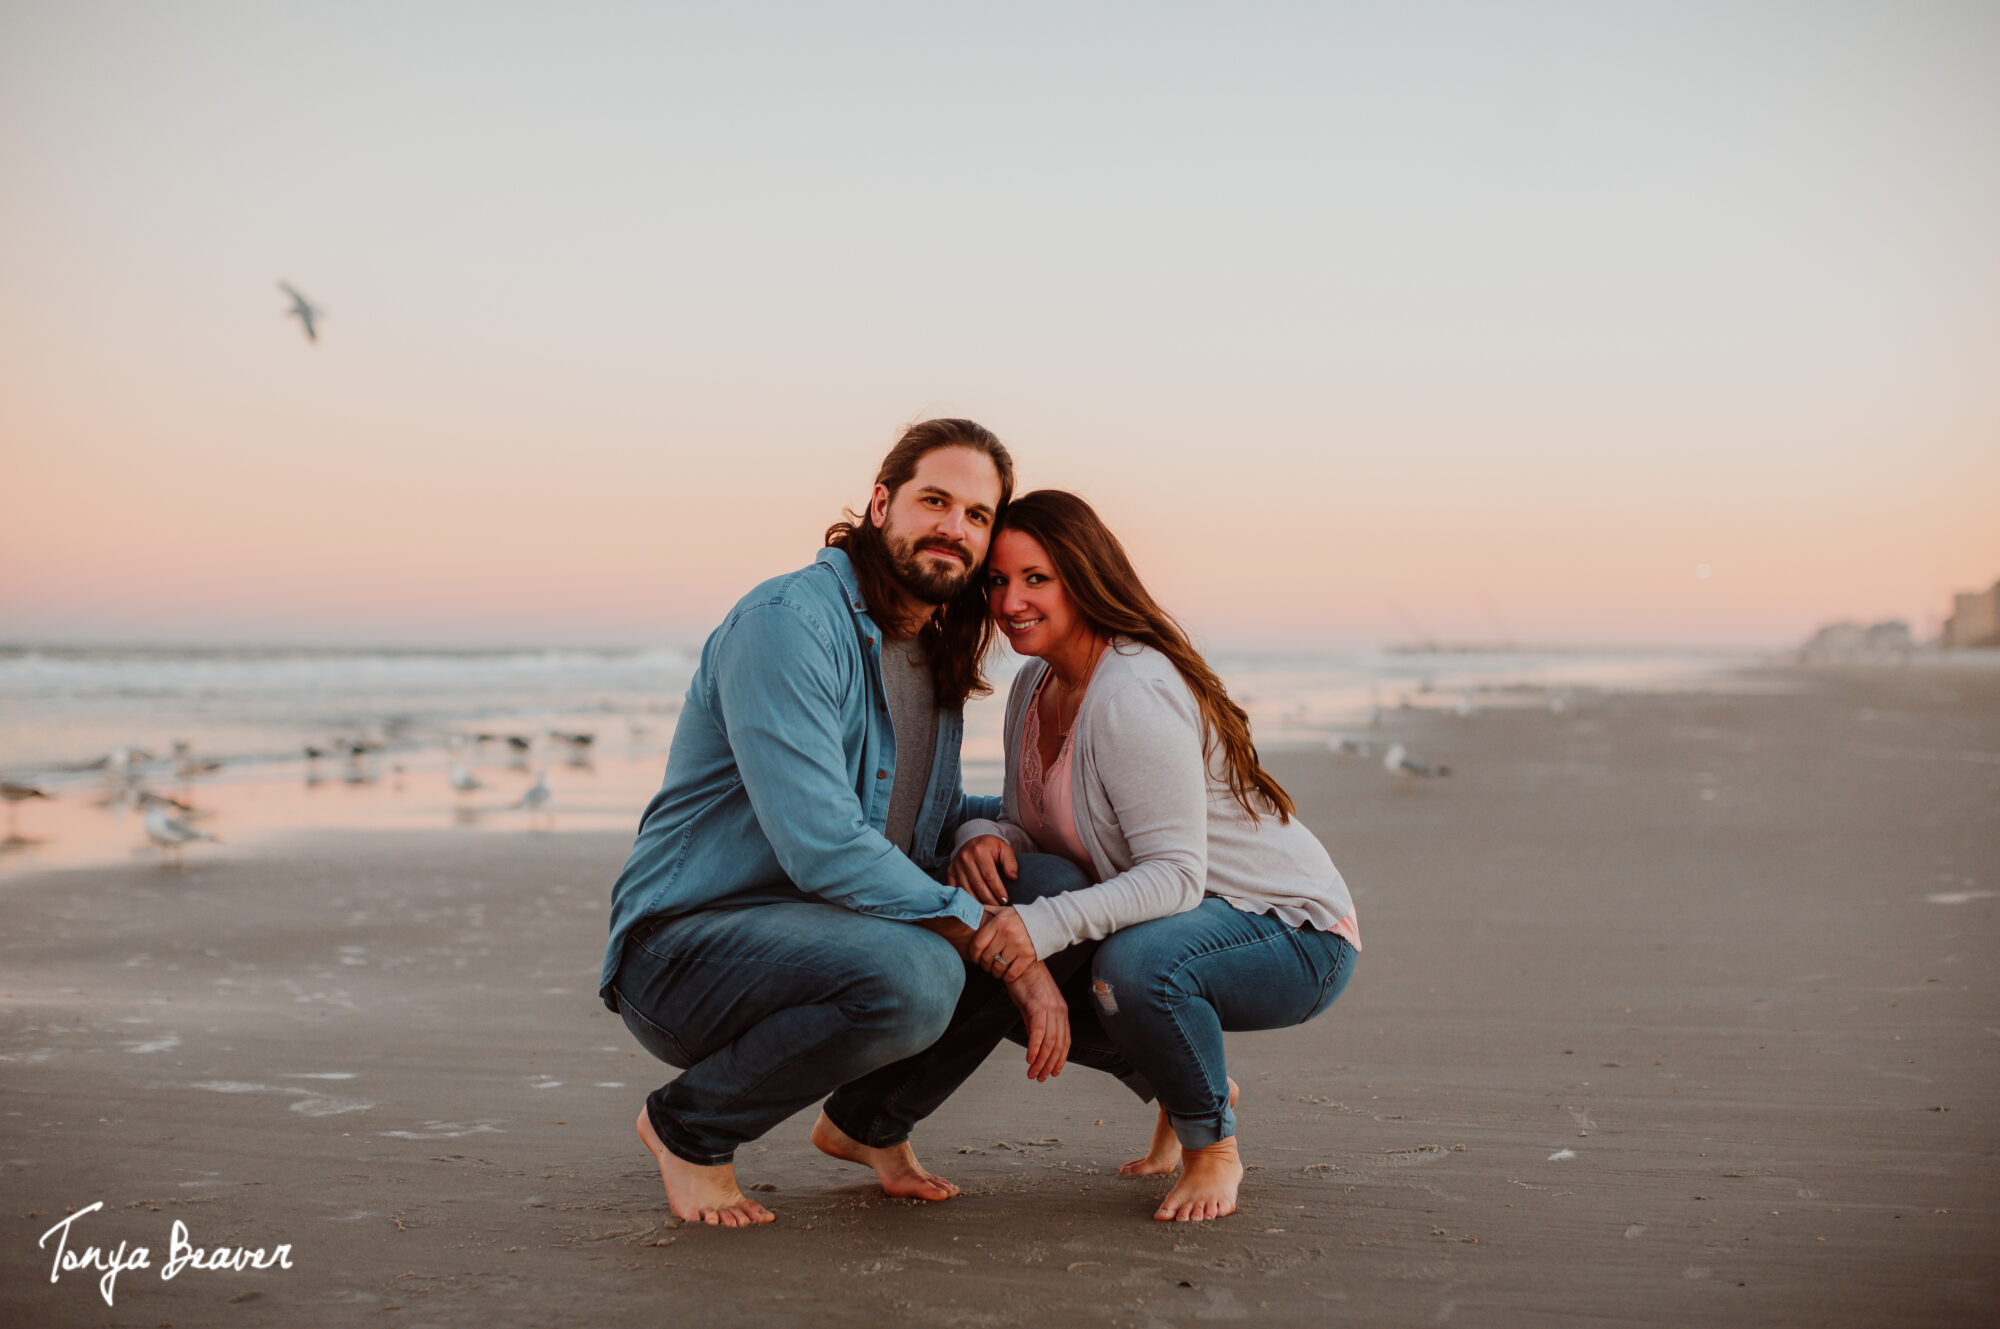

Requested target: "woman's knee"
[
  {"left": 1008, "top": 852, "right": 1092, "bottom": 906},
  {"left": 1089, "top": 927, "right": 1183, "bottom": 1018}
]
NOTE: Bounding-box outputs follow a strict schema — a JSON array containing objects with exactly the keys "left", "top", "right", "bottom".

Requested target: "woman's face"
[{"left": 987, "top": 528, "right": 1086, "bottom": 659}]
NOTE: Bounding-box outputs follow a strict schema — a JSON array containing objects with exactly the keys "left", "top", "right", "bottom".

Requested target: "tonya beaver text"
[{"left": 38, "top": 1200, "right": 294, "bottom": 1306}]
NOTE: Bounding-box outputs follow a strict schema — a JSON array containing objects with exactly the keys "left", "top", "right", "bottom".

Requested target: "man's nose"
[{"left": 938, "top": 506, "right": 969, "bottom": 541}]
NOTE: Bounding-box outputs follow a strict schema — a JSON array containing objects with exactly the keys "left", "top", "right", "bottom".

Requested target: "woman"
[{"left": 952, "top": 489, "right": 1360, "bottom": 1222}]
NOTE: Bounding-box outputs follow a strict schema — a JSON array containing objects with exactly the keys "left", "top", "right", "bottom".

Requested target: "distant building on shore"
[
  {"left": 1943, "top": 580, "right": 2000, "bottom": 649},
  {"left": 1798, "top": 620, "right": 1912, "bottom": 662}
]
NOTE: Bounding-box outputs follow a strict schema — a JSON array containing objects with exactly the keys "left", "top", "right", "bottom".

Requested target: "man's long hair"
[
  {"left": 825, "top": 419, "right": 1015, "bottom": 710},
  {"left": 998, "top": 489, "right": 1296, "bottom": 823}
]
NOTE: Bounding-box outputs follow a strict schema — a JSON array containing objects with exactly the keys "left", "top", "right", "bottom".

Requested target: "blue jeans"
[
  {"left": 611, "top": 901, "right": 965, "bottom": 1165},
  {"left": 1086, "top": 897, "right": 1356, "bottom": 1148},
  {"left": 822, "top": 855, "right": 1148, "bottom": 1147},
  {"left": 825, "top": 854, "right": 1357, "bottom": 1152}
]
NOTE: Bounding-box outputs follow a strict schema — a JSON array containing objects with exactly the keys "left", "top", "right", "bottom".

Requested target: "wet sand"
[{"left": 3, "top": 665, "right": 1996, "bottom": 1326}]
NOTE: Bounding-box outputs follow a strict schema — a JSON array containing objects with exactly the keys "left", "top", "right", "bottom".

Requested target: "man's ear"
[{"left": 868, "top": 482, "right": 890, "bottom": 528}]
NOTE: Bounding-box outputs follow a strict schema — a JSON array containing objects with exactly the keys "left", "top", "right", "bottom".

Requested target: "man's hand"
[
  {"left": 1005, "top": 961, "right": 1069, "bottom": 1081},
  {"left": 969, "top": 905, "right": 1036, "bottom": 984},
  {"left": 948, "top": 835, "right": 1018, "bottom": 907}
]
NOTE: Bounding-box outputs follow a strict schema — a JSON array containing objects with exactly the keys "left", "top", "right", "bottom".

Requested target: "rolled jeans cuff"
[
  {"left": 647, "top": 1096, "right": 736, "bottom": 1167},
  {"left": 1167, "top": 1101, "right": 1236, "bottom": 1151},
  {"left": 818, "top": 1096, "right": 908, "bottom": 1151}
]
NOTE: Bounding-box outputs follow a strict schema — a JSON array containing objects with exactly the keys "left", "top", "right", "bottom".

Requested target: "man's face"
[{"left": 868, "top": 446, "right": 1004, "bottom": 606}]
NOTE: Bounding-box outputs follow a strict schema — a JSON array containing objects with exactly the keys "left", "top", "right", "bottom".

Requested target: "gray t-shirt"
[{"left": 880, "top": 635, "right": 937, "bottom": 855}]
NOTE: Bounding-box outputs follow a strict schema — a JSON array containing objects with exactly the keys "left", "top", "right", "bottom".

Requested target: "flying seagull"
[{"left": 277, "top": 281, "right": 323, "bottom": 344}]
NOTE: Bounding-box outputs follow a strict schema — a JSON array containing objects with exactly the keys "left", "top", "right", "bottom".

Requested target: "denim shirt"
[{"left": 599, "top": 547, "right": 995, "bottom": 1007}]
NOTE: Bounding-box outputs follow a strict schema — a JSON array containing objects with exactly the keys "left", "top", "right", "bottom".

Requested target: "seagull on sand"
[
  {"left": 144, "top": 803, "right": 219, "bottom": 867},
  {"left": 1383, "top": 742, "right": 1451, "bottom": 781},
  {"left": 3, "top": 781, "right": 51, "bottom": 834},
  {"left": 449, "top": 764, "right": 484, "bottom": 794},
  {"left": 513, "top": 770, "right": 552, "bottom": 821},
  {"left": 278, "top": 281, "right": 322, "bottom": 343}
]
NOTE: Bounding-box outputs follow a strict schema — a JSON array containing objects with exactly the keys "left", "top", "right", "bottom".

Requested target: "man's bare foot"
[
  {"left": 1120, "top": 1078, "right": 1239, "bottom": 1176},
  {"left": 1153, "top": 1136, "right": 1244, "bottom": 1222},
  {"left": 810, "top": 1111, "right": 960, "bottom": 1201},
  {"left": 635, "top": 1108, "right": 775, "bottom": 1227}
]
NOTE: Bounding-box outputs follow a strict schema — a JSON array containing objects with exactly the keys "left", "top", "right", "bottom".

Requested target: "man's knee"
[
  {"left": 1009, "top": 852, "right": 1092, "bottom": 906},
  {"left": 851, "top": 928, "right": 963, "bottom": 1053}
]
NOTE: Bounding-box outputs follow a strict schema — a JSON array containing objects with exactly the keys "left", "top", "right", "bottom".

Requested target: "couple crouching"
[{"left": 600, "top": 419, "right": 1359, "bottom": 1227}]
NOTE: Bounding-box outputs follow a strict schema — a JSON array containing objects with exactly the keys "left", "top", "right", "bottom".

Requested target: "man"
[{"left": 601, "top": 418, "right": 1069, "bottom": 1227}]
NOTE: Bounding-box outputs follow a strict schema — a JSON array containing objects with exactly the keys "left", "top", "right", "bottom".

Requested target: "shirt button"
[
  {"left": 864, "top": 636, "right": 875, "bottom": 646},
  {"left": 876, "top": 769, "right": 887, "bottom": 779}
]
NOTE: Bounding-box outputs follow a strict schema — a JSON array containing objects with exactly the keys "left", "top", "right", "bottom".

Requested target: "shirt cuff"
[
  {"left": 940, "top": 886, "right": 985, "bottom": 932},
  {"left": 1012, "top": 897, "right": 1071, "bottom": 961},
  {"left": 953, "top": 818, "right": 1008, "bottom": 854}
]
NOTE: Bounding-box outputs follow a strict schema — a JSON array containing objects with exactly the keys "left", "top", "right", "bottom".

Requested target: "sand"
[{"left": 3, "top": 664, "right": 1996, "bottom": 1327}]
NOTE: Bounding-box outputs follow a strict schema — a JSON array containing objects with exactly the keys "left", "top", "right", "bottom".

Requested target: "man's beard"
[{"left": 885, "top": 527, "right": 975, "bottom": 605}]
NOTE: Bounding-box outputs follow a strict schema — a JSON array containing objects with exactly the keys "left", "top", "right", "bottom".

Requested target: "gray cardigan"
[{"left": 955, "top": 641, "right": 1358, "bottom": 960}]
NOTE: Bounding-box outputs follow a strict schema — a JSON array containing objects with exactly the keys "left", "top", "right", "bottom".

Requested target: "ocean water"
[{"left": 0, "top": 643, "right": 1747, "bottom": 873}]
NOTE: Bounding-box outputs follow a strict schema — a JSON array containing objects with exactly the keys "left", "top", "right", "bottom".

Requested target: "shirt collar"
[{"left": 814, "top": 546, "right": 870, "bottom": 617}]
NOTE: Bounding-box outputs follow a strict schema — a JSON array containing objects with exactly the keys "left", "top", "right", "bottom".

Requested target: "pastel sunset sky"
[{"left": 3, "top": 2, "right": 1994, "bottom": 649}]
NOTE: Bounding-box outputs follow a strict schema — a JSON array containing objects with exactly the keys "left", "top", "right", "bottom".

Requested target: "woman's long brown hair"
[{"left": 997, "top": 489, "right": 1296, "bottom": 823}]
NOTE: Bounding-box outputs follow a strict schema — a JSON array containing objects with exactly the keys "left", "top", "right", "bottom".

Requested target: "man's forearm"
[{"left": 917, "top": 915, "right": 976, "bottom": 958}]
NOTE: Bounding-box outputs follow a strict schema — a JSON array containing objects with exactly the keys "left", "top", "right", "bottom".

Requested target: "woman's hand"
[
  {"left": 949, "top": 834, "right": 1018, "bottom": 907},
  {"left": 1004, "top": 961, "right": 1070, "bottom": 1081},
  {"left": 969, "top": 905, "right": 1037, "bottom": 984}
]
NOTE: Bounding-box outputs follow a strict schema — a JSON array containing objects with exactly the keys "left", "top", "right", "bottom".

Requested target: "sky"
[{"left": 2, "top": 0, "right": 1995, "bottom": 650}]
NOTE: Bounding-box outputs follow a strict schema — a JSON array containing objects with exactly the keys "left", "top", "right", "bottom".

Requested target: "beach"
[{"left": 3, "top": 663, "right": 1995, "bottom": 1327}]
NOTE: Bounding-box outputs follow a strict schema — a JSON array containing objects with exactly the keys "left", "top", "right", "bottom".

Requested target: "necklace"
[{"left": 1050, "top": 637, "right": 1108, "bottom": 741}]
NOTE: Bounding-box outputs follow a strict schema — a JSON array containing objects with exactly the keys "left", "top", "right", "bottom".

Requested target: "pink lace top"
[{"left": 1016, "top": 675, "right": 1094, "bottom": 872}]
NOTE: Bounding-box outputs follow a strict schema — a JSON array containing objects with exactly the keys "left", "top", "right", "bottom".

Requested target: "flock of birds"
[
  {"left": 3, "top": 726, "right": 597, "bottom": 869},
  {"left": 5, "top": 683, "right": 1576, "bottom": 864}
]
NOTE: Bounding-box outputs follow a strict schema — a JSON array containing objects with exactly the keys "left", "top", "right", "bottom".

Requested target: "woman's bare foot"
[
  {"left": 810, "top": 1111, "right": 960, "bottom": 1201},
  {"left": 1120, "top": 1078, "right": 1239, "bottom": 1176},
  {"left": 635, "top": 1108, "right": 775, "bottom": 1227},
  {"left": 1153, "top": 1136, "right": 1244, "bottom": 1222}
]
